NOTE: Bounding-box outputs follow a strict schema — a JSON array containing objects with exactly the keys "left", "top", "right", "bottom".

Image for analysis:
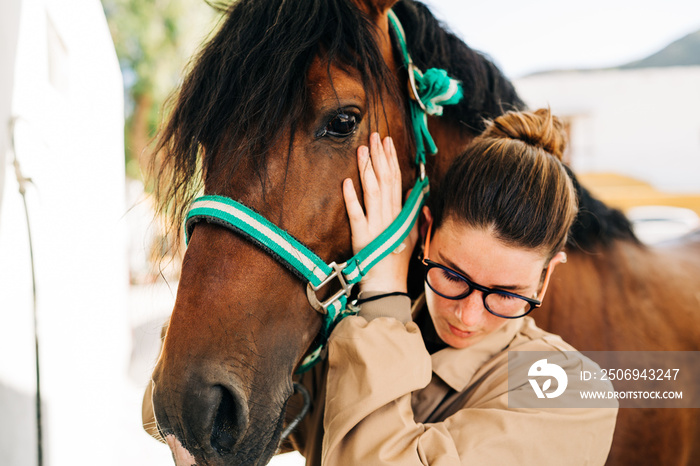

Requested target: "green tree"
[{"left": 102, "top": 0, "right": 218, "bottom": 180}]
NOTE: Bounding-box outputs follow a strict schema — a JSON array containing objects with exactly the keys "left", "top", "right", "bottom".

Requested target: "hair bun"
[{"left": 483, "top": 108, "right": 567, "bottom": 161}]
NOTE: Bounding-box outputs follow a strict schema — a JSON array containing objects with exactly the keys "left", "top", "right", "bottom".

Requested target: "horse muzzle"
[{"left": 151, "top": 363, "right": 284, "bottom": 465}]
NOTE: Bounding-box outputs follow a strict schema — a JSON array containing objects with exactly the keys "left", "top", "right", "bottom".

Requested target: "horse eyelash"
[{"left": 315, "top": 108, "right": 362, "bottom": 139}]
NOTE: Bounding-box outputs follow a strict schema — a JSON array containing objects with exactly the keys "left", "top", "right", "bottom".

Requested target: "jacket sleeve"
[
  {"left": 142, "top": 380, "right": 165, "bottom": 442},
  {"left": 321, "top": 313, "right": 617, "bottom": 465},
  {"left": 142, "top": 321, "right": 169, "bottom": 443}
]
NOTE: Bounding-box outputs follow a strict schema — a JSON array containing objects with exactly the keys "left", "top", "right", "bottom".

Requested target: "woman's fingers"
[
  {"left": 358, "top": 144, "right": 381, "bottom": 228},
  {"left": 366, "top": 133, "right": 400, "bottom": 229},
  {"left": 343, "top": 133, "right": 411, "bottom": 292},
  {"left": 342, "top": 178, "right": 368, "bottom": 249},
  {"left": 348, "top": 133, "right": 405, "bottom": 251},
  {"left": 382, "top": 135, "right": 402, "bottom": 217},
  {"left": 372, "top": 135, "right": 395, "bottom": 227}
]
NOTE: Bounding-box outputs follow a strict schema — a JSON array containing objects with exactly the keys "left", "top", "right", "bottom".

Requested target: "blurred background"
[{"left": 0, "top": 0, "right": 698, "bottom": 465}]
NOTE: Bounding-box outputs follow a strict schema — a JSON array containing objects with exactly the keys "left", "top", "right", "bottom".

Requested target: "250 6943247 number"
[{"left": 600, "top": 368, "right": 679, "bottom": 381}]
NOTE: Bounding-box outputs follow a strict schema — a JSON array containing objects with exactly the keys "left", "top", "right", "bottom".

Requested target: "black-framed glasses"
[{"left": 421, "top": 258, "right": 541, "bottom": 319}]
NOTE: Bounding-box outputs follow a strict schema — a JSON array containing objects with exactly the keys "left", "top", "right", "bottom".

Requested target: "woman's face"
[{"left": 424, "top": 218, "right": 550, "bottom": 349}]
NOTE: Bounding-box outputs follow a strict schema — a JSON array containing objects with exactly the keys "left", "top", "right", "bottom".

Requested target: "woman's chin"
[{"left": 438, "top": 324, "right": 480, "bottom": 349}]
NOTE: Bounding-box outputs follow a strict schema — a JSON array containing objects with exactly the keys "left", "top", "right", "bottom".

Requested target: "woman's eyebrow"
[
  {"left": 436, "top": 252, "right": 472, "bottom": 280},
  {"left": 436, "top": 251, "right": 528, "bottom": 292}
]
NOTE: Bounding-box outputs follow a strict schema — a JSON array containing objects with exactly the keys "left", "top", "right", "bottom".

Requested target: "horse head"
[
  {"left": 148, "top": 1, "right": 521, "bottom": 464},
  {"left": 152, "top": 0, "right": 416, "bottom": 463}
]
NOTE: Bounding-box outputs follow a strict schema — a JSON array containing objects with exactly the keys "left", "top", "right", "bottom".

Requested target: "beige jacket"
[{"left": 285, "top": 293, "right": 617, "bottom": 465}]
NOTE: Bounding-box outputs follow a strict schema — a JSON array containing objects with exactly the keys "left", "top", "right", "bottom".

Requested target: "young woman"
[{"left": 312, "top": 109, "right": 617, "bottom": 464}]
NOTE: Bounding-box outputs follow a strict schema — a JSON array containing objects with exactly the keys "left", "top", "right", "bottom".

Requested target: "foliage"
[{"left": 101, "top": 0, "right": 219, "bottom": 179}]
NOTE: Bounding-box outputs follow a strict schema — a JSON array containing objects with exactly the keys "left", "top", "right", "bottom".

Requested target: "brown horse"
[
  {"left": 539, "top": 197, "right": 700, "bottom": 465},
  {"left": 147, "top": 0, "right": 700, "bottom": 464}
]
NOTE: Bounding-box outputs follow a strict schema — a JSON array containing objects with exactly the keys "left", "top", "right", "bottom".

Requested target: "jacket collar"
[{"left": 411, "top": 294, "right": 525, "bottom": 392}]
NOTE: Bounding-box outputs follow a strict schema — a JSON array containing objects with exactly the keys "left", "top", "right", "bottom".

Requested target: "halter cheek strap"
[
  {"left": 185, "top": 177, "right": 429, "bottom": 372},
  {"left": 185, "top": 179, "right": 429, "bottom": 316},
  {"left": 184, "top": 9, "right": 462, "bottom": 373}
]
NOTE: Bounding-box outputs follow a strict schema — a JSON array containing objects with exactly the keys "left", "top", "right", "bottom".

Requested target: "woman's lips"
[{"left": 448, "top": 324, "right": 475, "bottom": 339}]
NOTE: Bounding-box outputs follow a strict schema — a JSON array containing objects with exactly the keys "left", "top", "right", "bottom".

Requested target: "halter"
[{"left": 184, "top": 10, "right": 463, "bottom": 373}]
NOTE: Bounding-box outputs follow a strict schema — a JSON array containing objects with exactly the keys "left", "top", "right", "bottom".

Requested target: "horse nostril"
[{"left": 211, "top": 385, "right": 245, "bottom": 455}]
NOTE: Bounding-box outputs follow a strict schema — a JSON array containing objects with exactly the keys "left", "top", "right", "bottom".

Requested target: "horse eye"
[{"left": 325, "top": 112, "right": 358, "bottom": 137}]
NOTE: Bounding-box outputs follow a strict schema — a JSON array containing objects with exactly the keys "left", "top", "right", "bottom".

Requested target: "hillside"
[
  {"left": 525, "top": 28, "right": 700, "bottom": 76},
  {"left": 620, "top": 29, "right": 700, "bottom": 69}
]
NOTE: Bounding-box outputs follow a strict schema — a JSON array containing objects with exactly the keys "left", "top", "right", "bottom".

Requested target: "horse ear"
[
  {"left": 353, "top": 0, "right": 400, "bottom": 17},
  {"left": 352, "top": 0, "right": 401, "bottom": 68}
]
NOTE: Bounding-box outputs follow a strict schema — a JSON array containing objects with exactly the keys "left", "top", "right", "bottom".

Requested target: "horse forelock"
[
  {"left": 151, "top": 0, "right": 530, "bottom": 243},
  {"left": 152, "top": 0, "right": 402, "bottom": 237}
]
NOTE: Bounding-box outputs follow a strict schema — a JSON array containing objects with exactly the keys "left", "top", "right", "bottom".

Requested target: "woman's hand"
[{"left": 342, "top": 133, "right": 418, "bottom": 293}]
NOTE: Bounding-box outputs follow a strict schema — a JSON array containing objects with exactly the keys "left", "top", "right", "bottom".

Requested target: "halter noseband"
[{"left": 184, "top": 10, "right": 463, "bottom": 373}]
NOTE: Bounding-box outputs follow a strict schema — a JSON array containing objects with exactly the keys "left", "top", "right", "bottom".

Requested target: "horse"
[
  {"left": 538, "top": 184, "right": 700, "bottom": 465},
  {"left": 146, "top": 0, "right": 700, "bottom": 464}
]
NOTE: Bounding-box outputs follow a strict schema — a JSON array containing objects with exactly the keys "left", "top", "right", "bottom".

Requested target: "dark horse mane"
[
  {"left": 154, "top": 0, "right": 398, "bottom": 231},
  {"left": 153, "top": 0, "right": 638, "bottom": 251},
  {"left": 564, "top": 166, "right": 640, "bottom": 251},
  {"left": 391, "top": 1, "right": 524, "bottom": 133},
  {"left": 152, "top": 0, "right": 524, "bottom": 234},
  {"left": 390, "top": 2, "right": 639, "bottom": 250}
]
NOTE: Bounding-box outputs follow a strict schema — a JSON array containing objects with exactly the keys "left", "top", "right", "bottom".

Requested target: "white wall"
[
  {"left": 0, "top": 0, "right": 144, "bottom": 464},
  {"left": 515, "top": 67, "right": 700, "bottom": 192},
  {"left": 0, "top": 0, "right": 23, "bottom": 222}
]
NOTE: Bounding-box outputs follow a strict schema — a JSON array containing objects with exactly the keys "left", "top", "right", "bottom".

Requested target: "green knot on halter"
[
  {"left": 387, "top": 9, "right": 463, "bottom": 166},
  {"left": 410, "top": 67, "right": 463, "bottom": 166},
  {"left": 413, "top": 67, "right": 464, "bottom": 116}
]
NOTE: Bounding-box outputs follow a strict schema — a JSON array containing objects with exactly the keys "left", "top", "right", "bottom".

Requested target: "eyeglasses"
[
  {"left": 421, "top": 219, "right": 556, "bottom": 319},
  {"left": 421, "top": 258, "right": 541, "bottom": 319}
]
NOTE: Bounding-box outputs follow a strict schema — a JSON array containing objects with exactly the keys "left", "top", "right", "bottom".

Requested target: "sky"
[{"left": 422, "top": 0, "right": 700, "bottom": 78}]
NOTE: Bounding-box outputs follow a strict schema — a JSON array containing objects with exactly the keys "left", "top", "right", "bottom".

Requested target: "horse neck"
[
  {"left": 424, "top": 115, "right": 475, "bottom": 182},
  {"left": 537, "top": 237, "right": 700, "bottom": 351}
]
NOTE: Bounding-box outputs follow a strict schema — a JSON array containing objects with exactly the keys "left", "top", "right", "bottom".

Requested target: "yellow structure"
[{"left": 578, "top": 173, "right": 700, "bottom": 217}]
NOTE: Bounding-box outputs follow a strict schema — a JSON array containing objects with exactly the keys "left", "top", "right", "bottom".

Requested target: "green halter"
[{"left": 184, "top": 9, "right": 462, "bottom": 373}]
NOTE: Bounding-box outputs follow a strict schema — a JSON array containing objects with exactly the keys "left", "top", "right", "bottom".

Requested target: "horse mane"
[
  {"left": 565, "top": 166, "right": 640, "bottom": 250},
  {"left": 152, "top": 0, "right": 638, "bottom": 252},
  {"left": 392, "top": 2, "right": 640, "bottom": 250},
  {"left": 152, "top": 0, "right": 400, "bottom": 235},
  {"left": 391, "top": 1, "right": 525, "bottom": 134}
]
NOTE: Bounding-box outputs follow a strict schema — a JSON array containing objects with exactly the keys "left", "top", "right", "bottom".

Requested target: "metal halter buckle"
[
  {"left": 406, "top": 62, "right": 427, "bottom": 112},
  {"left": 306, "top": 261, "right": 354, "bottom": 314}
]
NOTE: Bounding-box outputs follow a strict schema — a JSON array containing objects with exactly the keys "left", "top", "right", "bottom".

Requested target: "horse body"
[
  {"left": 149, "top": 0, "right": 700, "bottom": 464},
  {"left": 539, "top": 233, "right": 700, "bottom": 465},
  {"left": 541, "top": 237, "right": 700, "bottom": 353}
]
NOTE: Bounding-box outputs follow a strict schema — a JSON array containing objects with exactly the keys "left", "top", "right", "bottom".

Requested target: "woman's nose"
[{"left": 456, "top": 292, "right": 486, "bottom": 327}]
